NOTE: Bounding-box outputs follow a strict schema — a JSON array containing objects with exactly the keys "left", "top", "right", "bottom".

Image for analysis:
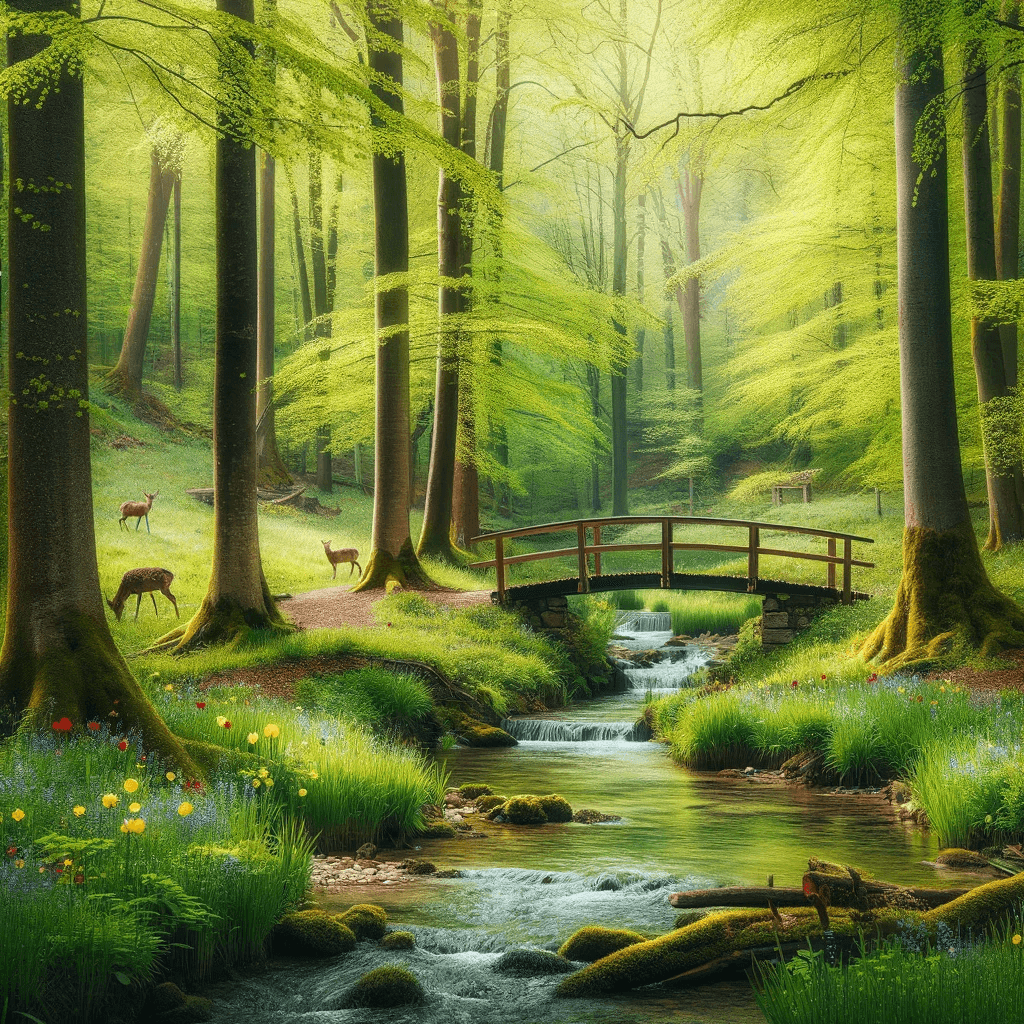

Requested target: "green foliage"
[
  {"left": 502, "top": 796, "right": 548, "bottom": 825},
  {"left": 457, "top": 784, "right": 493, "bottom": 799},
  {"left": 293, "top": 668, "right": 434, "bottom": 734}
]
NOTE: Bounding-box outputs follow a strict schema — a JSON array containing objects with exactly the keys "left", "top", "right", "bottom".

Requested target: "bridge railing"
[{"left": 469, "top": 516, "right": 875, "bottom": 605}]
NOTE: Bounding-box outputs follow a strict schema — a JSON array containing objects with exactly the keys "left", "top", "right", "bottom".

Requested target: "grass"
[
  {"left": 293, "top": 667, "right": 435, "bottom": 735},
  {"left": 756, "top": 926, "right": 1024, "bottom": 1024},
  {"left": 604, "top": 589, "right": 763, "bottom": 636}
]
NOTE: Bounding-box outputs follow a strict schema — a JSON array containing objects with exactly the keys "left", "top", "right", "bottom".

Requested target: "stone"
[
  {"left": 796, "top": 616, "right": 810, "bottom": 628},
  {"left": 355, "top": 843, "right": 377, "bottom": 860},
  {"left": 540, "top": 611, "right": 566, "bottom": 628},
  {"left": 762, "top": 611, "right": 790, "bottom": 629},
  {"left": 762, "top": 598, "right": 779, "bottom": 612},
  {"left": 762, "top": 628, "right": 795, "bottom": 645},
  {"left": 547, "top": 595, "right": 569, "bottom": 609}
]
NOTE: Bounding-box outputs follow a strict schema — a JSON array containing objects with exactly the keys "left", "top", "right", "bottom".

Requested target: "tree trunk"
[
  {"left": 610, "top": 131, "right": 629, "bottom": 515},
  {"left": 861, "top": 19, "right": 1024, "bottom": 668},
  {"left": 257, "top": 151, "right": 291, "bottom": 489},
  {"left": 678, "top": 169, "right": 703, "bottom": 396},
  {"left": 588, "top": 363, "right": 602, "bottom": 512},
  {"left": 107, "top": 147, "right": 176, "bottom": 394},
  {"left": 171, "top": 171, "right": 182, "bottom": 390},
  {"left": 961, "top": 26, "right": 1024, "bottom": 549},
  {"left": 158, "top": 0, "right": 285, "bottom": 651},
  {"left": 652, "top": 191, "right": 678, "bottom": 394},
  {"left": 308, "top": 147, "right": 330, "bottom": 339},
  {"left": 0, "top": 0, "right": 199, "bottom": 776},
  {"left": 634, "top": 193, "right": 646, "bottom": 394},
  {"left": 418, "top": 2, "right": 462, "bottom": 562},
  {"left": 289, "top": 177, "right": 313, "bottom": 341}
]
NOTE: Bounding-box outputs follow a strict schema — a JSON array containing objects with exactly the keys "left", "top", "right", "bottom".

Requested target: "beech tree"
[{"left": 0, "top": 0, "right": 199, "bottom": 773}]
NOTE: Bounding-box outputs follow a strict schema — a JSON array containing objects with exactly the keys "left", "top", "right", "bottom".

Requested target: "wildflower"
[
  {"left": 252, "top": 779, "right": 261, "bottom": 788},
  {"left": 1014, "top": 934, "right": 1022, "bottom": 945},
  {"left": 940, "top": 685, "right": 946, "bottom": 692},
  {"left": 263, "top": 723, "right": 280, "bottom": 739},
  {"left": 222, "top": 720, "right": 232, "bottom": 729},
  {"left": 258, "top": 767, "right": 269, "bottom": 779},
  {"left": 117, "top": 740, "right": 128, "bottom": 751},
  {"left": 123, "top": 779, "right": 139, "bottom": 794},
  {"left": 163, "top": 684, "right": 174, "bottom": 692},
  {"left": 265, "top": 778, "right": 274, "bottom": 788},
  {"left": 11, "top": 809, "right": 25, "bottom": 822},
  {"left": 51, "top": 717, "right": 73, "bottom": 732},
  {"left": 120, "top": 818, "right": 145, "bottom": 835},
  {"left": 87, "top": 721, "right": 101, "bottom": 731},
  {"left": 387, "top": 622, "right": 392, "bottom": 627},
  {"left": 129, "top": 802, "right": 141, "bottom": 813},
  {"left": 216, "top": 716, "right": 227, "bottom": 727},
  {"left": 196, "top": 702, "right": 206, "bottom": 710},
  {"left": 15, "top": 859, "right": 24, "bottom": 869},
  {"left": 73, "top": 805, "right": 85, "bottom": 817},
  {"left": 791, "top": 680, "right": 799, "bottom": 689},
  {"left": 177, "top": 802, "right": 194, "bottom": 817},
  {"left": 820, "top": 674, "right": 826, "bottom": 680},
  {"left": 247, "top": 732, "right": 258, "bottom": 744},
  {"left": 309, "top": 770, "right": 318, "bottom": 780},
  {"left": 63, "top": 859, "right": 73, "bottom": 867},
  {"left": 298, "top": 789, "right": 307, "bottom": 797},
  {"left": 931, "top": 700, "right": 938, "bottom": 706},
  {"left": 5, "top": 846, "right": 16, "bottom": 857},
  {"left": 101, "top": 794, "right": 119, "bottom": 808},
  {"left": 166, "top": 772, "right": 176, "bottom": 782}
]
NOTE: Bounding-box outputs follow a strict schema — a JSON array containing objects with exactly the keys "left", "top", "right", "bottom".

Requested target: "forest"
[{"left": 3, "top": 0, "right": 1024, "bottom": 1022}]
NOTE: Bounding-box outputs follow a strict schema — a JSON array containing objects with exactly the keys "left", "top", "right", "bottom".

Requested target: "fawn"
[
  {"left": 322, "top": 540, "right": 361, "bottom": 579},
  {"left": 107, "top": 567, "right": 179, "bottom": 621},
  {"left": 119, "top": 491, "right": 158, "bottom": 532}
]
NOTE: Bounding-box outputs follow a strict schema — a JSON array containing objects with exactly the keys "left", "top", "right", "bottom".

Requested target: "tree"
[
  {"left": 353, "top": 0, "right": 429, "bottom": 590},
  {"left": 861, "top": 6, "right": 1024, "bottom": 667},
  {"left": 0, "top": 0, "right": 199, "bottom": 774},
  {"left": 156, "top": 0, "right": 286, "bottom": 650}
]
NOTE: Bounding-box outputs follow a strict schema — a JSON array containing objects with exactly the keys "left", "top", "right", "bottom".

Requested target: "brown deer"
[
  {"left": 118, "top": 491, "right": 158, "bottom": 533},
  {"left": 107, "top": 567, "right": 179, "bottom": 621},
  {"left": 322, "top": 540, "right": 361, "bottom": 579}
]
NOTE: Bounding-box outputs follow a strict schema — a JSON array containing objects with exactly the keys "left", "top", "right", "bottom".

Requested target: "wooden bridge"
[{"left": 469, "top": 516, "right": 874, "bottom": 606}]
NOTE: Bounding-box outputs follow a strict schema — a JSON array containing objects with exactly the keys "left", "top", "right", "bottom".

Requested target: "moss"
[
  {"left": 351, "top": 540, "right": 431, "bottom": 593},
  {"left": 476, "top": 794, "right": 507, "bottom": 812},
  {"left": 558, "top": 927, "right": 647, "bottom": 962},
  {"left": 935, "top": 848, "right": 991, "bottom": 868},
  {"left": 381, "top": 930, "right": 416, "bottom": 950},
  {"left": 673, "top": 911, "right": 707, "bottom": 930},
  {"left": 403, "top": 859, "right": 437, "bottom": 875},
  {"left": 453, "top": 713, "right": 518, "bottom": 748},
  {"left": 272, "top": 910, "right": 356, "bottom": 958},
  {"left": 337, "top": 903, "right": 388, "bottom": 941},
  {"left": 862, "top": 522, "right": 1024, "bottom": 669},
  {"left": 458, "top": 783, "right": 493, "bottom": 799},
  {"left": 153, "top": 585, "right": 289, "bottom": 654},
  {"left": 418, "top": 821, "right": 457, "bottom": 839},
  {"left": 537, "top": 794, "right": 573, "bottom": 823},
  {"left": 492, "top": 948, "right": 575, "bottom": 976},
  {"left": 503, "top": 795, "right": 548, "bottom": 825},
  {"left": 344, "top": 965, "right": 425, "bottom": 1008},
  {"left": 922, "top": 870, "right": 1024, "bottom": 932}
]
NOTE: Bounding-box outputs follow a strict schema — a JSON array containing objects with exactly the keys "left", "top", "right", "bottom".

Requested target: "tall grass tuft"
[{"left": 294, "top": 667, "right": 435, "bottom": 733}]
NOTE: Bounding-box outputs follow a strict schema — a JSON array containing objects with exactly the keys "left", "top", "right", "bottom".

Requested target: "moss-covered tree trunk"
[
  {"left": 861, "top": 13, "right": 1024, "bottom": 669},
  {"left": 107, "top": 147, "right": 176, "bottom": 395},
  {"left": 418, "top": 1, "right": 462, "bottom": 563},
  {"left": 0, "top": 0, "right": 199, "bottom": 775},
  {"left": 353, "top": 0, "right": 429, "bottom": 592},
  {"left": 961, "top": 23, "right": 1024, "bottom": 549},
  {"left": 157, "top": 0, "right": 285, "bottom": 651}
]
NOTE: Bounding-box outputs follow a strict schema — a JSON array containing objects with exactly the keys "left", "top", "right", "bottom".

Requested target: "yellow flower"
[
  {"left": 216, "top": 716, "right": 228, "bottom": 727},
  {"left": 940, "top": 685, "right": 946, "bottom": 693},
  {"left": 897, "top": 686, "right": 905, "bottom": 694},
  {"left": 72, "top": 805, "right": 85, "bottom": 817},
  {"left": 163, "top": 684, "right": 174, "bottom": 692},
  {"left": 258, "top": 767, "right": 269, "bottom": 779},
  {"left": 123, "top": 778, "right": 139, "bottom": 794},
  {"left": 177, "top": 802, "right": 194, "bottom": 817},
  {"left": 120, "top": 818, "right": 145, "bottom": 835},
  {"left": 129, "top": 802, "right": 142, "bottom": 813},
  {"left": 263, "top": 723, "right": 280, "bottom": 739},
  {"left": 298, "top": 788, "right": 307, "bottom": 797},
  {"left": 246, "top": 732, "right": 258, "bottom": 745},
  {"left": 14, "top": 859, "right": 24, "bottom": 869},
  {"left": 308, "top": 770, "right": 318, "bottom": 780},
  {"left": 64, "top": 858, "right": 73, "bottom": 867},
  {"left": 930, "top": 700, "right": 938, "bottom": 706},
  {"left": 1014, "top": 934, "right": 1022, "bottom": 945},
  {"left": 101, "top": 793, "right": 119, "bottom": 809},
  {"left": 265, "top": 778, "right": 274, "bottom": 789},
  {"left": 166, "top": 772, "right": 176, "bottom": 782},
  {"left": 252, "top": 779, "right": 261, "bottom": 788},
  {"left": 11, "top": 809, "right": 25, "bottom": 822}
]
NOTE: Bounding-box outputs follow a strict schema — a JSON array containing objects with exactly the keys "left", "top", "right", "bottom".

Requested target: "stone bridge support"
[
  {"left": 760, "top": 592, "right": 837, "bottom": 649},
  {"left": 495, "top": 593, "right": 569, "bottom": 631}
]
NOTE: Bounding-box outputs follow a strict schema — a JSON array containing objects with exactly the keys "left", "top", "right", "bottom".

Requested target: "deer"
[
  {"left": 107, "top": 568, "right": 179, "bottom": 621},
  {"left": 118, "top": 491, "right": 158, "bottom": 533},
  {"left": 322, "top": 540, "right": 361, "bottom": 579}
]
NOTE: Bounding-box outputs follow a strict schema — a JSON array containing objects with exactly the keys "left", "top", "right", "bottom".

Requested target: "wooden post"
[
  {"left": 689, "top": 477, "right": 694, "bottom": 515},
  {"left": 577, "top": 522, "right": 589, "bottom": 593},
  {"left": 827, "top": 537, "right": 836, "bottom": 590},
  {"left": 875, "top": 487, "right": 882, "bottom": 517},
  {"left": 803, "top": 484, "right": 810, "bottom": 503},
  {"left": 842, "top": 538, "right": 852, "bottom": 605},
  {"left": 661, "top": 518, "right": 672, "bottom": 587},
  {"left": 495, "top": 535, "right": 506, "bottom": 603},
  {"left": 593, "top": 525, "right": 602, "bottom": 577},
  {"left": 747, "top": 526, "right": 759, "bottom": 591}
]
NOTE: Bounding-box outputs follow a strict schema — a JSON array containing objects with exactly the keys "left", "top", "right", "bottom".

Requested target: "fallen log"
[{"left": 669, "top": 886, "right": 808, "bottom": 909}]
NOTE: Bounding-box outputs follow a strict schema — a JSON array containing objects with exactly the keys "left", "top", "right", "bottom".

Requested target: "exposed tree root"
[
  {"left": 0, "top": 608, "right": 203, "bottom": 777},
  {"left": 861, "top": 522, "right": 1024, "bottom": 670},
  {"left": 351, "top": 539, "right": 432, "bottom": 593}
]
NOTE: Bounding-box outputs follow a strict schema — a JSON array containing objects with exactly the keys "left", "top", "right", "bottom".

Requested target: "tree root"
[{"left": 351, "top": 539, "right": 432, "bottom": 593}]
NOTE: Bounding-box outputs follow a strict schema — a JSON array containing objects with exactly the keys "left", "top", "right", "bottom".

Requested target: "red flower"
[
  {"left": 87, "top": 721, "right": 101, "bottom": 731},
  {"left": 6, "top": 846, "right": 17, "bottom": 857},
  {"left": 55, "top": 867, "right": 63, "bottom": 875},
  {"left": 791, "top": 680, "right": 799, "bottom": 689},
  {"left": 196, "top": 702, "right": 206, "bottom": 710},
  {"left": 117, "top": 741, "right": 128, "bottom": 752},
  {"left": 222, "top": 720, "right": 232, "bottom": 729},
  {"left": 820, "top": 674, "right": 827, "bottom": 680},
  {"left": 387, "top": 622, "right": 392, "bottom": 627},
  {"left": 51, "top": 717, "right": 73, "bottom": 732}
]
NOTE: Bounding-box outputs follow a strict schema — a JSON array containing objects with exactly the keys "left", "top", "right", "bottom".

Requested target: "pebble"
[{"left": 309, "top": 855, "right": 431, "bottom": 892}]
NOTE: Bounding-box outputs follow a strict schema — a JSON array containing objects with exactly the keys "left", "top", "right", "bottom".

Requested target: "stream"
[{"left": 207, "top": 619, "right": 977, "bottom": 1024}]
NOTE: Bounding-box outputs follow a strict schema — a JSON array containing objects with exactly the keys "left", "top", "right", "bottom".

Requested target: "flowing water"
[{"left": 208, "top": 625, "right": 977, "bottom": 1024}]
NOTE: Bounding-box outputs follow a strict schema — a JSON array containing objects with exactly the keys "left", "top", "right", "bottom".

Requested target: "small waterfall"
[
  {"left": 501, "top": 718, "right": 652, "bottom": 742},
  {"left": 617, "top": 611, "right": 672, "bottom": 633},
  {"left": 623, "top": 648, "right": 706, "bottom": 691}
]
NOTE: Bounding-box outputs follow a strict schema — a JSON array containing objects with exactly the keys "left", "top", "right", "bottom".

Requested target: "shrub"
[
  {"left": 537, "top": 795, "right": 573, "bottom": 823},
  {"left": 502, "top": 796, "right": 548, "bottom": 825},
  {"left": 336, "top": 904, "right": 388, "bottom": 941},
  {"left": 476, "top": 794, "right": 507, "bottom": 812},
  {"left": 381, "top": 930, "right": 416, "bottom": 951},
  {"left": 272, "top": 911, "right": 356, "bottom": 958},
  {"left": 344, "top": 965, "right": 424, "bottom": 1008},
  {"left": 558, "top": 926, "right": 646, "bottom": 962}
]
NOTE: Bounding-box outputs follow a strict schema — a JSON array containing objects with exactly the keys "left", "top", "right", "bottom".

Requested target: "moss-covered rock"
[
  {"left": 503, "top": 795, "right": 548, "bottom": 825},
  {"left": 402, "top": 859, "right": 437, "bottom": 875},
  {"left": 673, "top": 911, "right": 707, "bottom": 930},
  {"left": 572, "top": 809, "right": 622, "bottom": 824},
  {"left": 418, "top": 821, "right": 457, "bottom": 839},
  {"left": 145, "top": 982, "right": 214, "bottom": 1024},
  {"left": 557, "top": 926, "right": 646, "bottom": 962},
  {"left": 336, "top": 903, "right": 388, "bottom": 942},
  {"left": 453, "top": 714, "right": 518, "bottom": 748},
  {"left": 458, "top": 783, "right": 493, "bottom": 799},
  {"left": 273, "top": 910, "right": 356, "bottom": 958},
  {"left": 476, "top": 794, "right": 507, "bottom": 812},
  {"left": 537, "top": 795, "right": 573, "bottom": 823},
  {"left": 492, "top": 948, "right": 575, "bottom": 976},
  {"left": 381, "top": 930, "right": 416, "bottom": 950},
  {"left": 935, "top": 848, "right": 990, "bottom": 868},
  {"left": 344, "top": 965, "right": 425, "bottom": 1008}
]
